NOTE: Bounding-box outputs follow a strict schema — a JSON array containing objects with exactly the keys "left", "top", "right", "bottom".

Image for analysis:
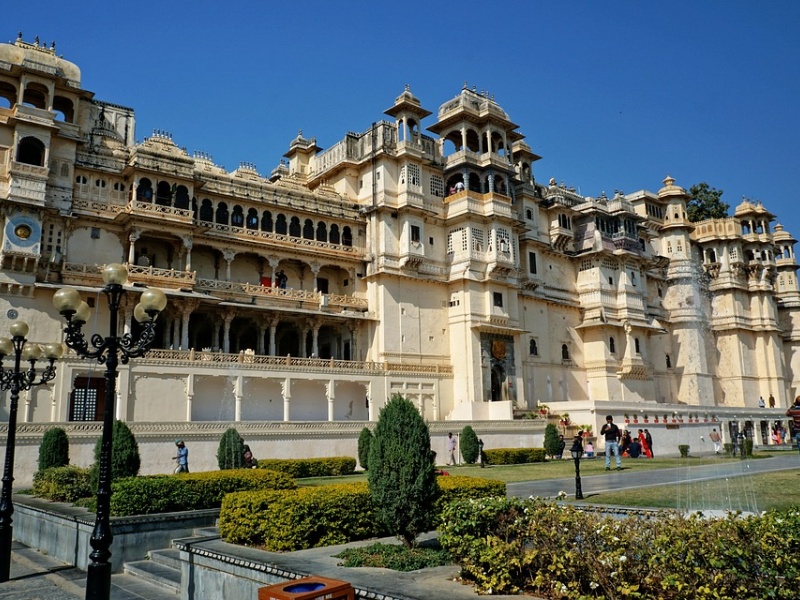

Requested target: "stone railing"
[
  {"left": 127, "top": 200, "right": 193, "bottom": 221},
  {"left": 326, "top": 292, "right": 368, "bottom": 310},
  {"left": 124, "top": 349, "right": 452, "bottom": 375},
  {"left": 72, "top": 197, "right": 126, "bottom": 215},
  {"left": 127, "top": 264, "right": 196, "bottom": 286},
  {"left": 196, "top": 221, "right": 363, "bottom": 257}
]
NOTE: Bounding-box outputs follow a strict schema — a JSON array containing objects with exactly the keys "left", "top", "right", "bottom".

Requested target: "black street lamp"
[
  {"left": 0, "top": 321, "right": 62, "bottom": 582},
  {"left": 570, "top": 433, "right": 584, "bottom": 500},
  {"left": 53, "top": 263, "right": 166, "bottom": 600}
]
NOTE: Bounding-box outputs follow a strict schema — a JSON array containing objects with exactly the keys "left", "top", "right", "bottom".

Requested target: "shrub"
[
  {"left": 109, "top": 468, "right": 296, "bottom": 516},
  {"left": 743, "top": 438, "right": 754, "bottom": 457},
  {"left": 219, "top": 474, "right": 504, "bottom": 551},
  {"left": 217, "top": 427, "right": 245, "bottom": 469},
  {"left": 90, "top": 420, "right": 141, "bottom": 489},
  {"left": 38, "top": 427, "right": 70, "bottom": 473},
  {"left": 678, "top": 444, "right": 690, "bottom": 458},
  {"left": 460, "top": 426, "right": 479, "bottom": 464},
  {"left": 357, "top": 427, "right": 373, "bottom": 470},
  {"left": 256, "top": 457, "right": 356, "bottom": 478},
  {"left": 334, "top": 542, "right": 451, "bottom": 571},
  {"left": 543, "top": 423, "right": 560, "bottom": 458},
  {"left": 368, "top": 394, "right": 440, "bottom": 547},
  {"left": 32, "top": 466, "right": 92, "bottom": 502},
  {"left": 439, "top": 498, "right": 800, "bottom": 598},
  {"left": 484, "top": 447, "right": 546, "bottom": 465},
  {"left": 723, "top": 442, "right": 735, "bottom": 457}
]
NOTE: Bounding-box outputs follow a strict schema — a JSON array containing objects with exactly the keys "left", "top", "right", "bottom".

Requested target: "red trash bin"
[{"left": 258, "top": 576, "right": 354, "bottom": 600}]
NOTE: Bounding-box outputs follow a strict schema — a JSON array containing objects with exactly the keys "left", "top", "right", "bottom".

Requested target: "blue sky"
[{"left": 7, "top": 1, "right": 800, "bottom": 234}]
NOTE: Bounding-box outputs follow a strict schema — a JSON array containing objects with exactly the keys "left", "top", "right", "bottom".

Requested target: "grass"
[
  {"left": 298, "top": 454, "right": 735, "bottom": 487},
  {"left": 334, "top": 542, "right": 451, "bottom": 571}
]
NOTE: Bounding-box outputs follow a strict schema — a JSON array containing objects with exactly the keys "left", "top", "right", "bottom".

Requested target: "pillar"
[
  {"left": 326, "top": 380, "right": 335, "bottom": 421},
  {"left": 269, "top": 320, "right": 278, "bottom": 356},
  {"left": 282, "top": 378, "right": 291, "bottom": 422},
  {"left": 234, "top": 375, "right": 243, "bottom": 422},
  {"left": 127, "top": 231, "right": 140, "bottom": 264},
  {"left": 182, "top": 235, "right": 193, "bottom": 271},
  {"left": 222, "top": 310, "right": 234, "bottom": 353}
]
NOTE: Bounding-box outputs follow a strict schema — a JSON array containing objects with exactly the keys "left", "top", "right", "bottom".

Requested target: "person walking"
[
  {"left": 637, "top": 429, "right": 652, "bottom": 458},
  {"left": 447, "top": 432, "right": 457, "bottom": 466},
  {"left": 600, "top": 415, "right": 622, "bottom": 471},
  {"left": 785, "top": 396, "right": 800, "bottom": 458},
  {"left": 710, "top": 428, "right": 722, "bottom": 454},
  {"left": 644, "top": 428, "right": 654, "bottom": 457},
  {"left": 173, "top": 439, "right": 189, "bottom": 473}
]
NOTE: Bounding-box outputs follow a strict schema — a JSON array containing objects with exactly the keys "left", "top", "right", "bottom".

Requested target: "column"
[
  {"left": 222, "top": 249, "right": 236, "bottom": 281},
  {"left": 326, "top": 380, "right": 335, "bottom": 421},
  {"left": 182, "top": 235, "right": 193, "bottom": 271},
  {"left": 310, "top": 264, "right": 321, "bottom": 293},
  {"left": 186, "top": 375, "right": 194, "bottom": 421},
  {"left": 312, "top": 324, "right": 320, "bottom": 358},
  {"left": 300, "top": 326, "right": 310, "bottom": 358},
  {"left": 127, "top": 231, "right": 140, "bottom": 264},
  {"left": 234, "top": 375, "right": 243, "bottom": 421},
  {"left": 282, "top": 378, "right": 291, "bottom": 422},
  {"left": 366, "top": 382, "right": 374, "bottom": 421},
  {"left": 257, "top": 320, "right": 267, "bottom": 355},
  {"left": 269, "top": 319, "right": 278, "bottom": 356},
  {"left": 222, "top": 310, "right": 235, "bottom": 353}
]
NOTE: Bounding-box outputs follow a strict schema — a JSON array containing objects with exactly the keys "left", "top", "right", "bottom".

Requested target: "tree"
[
  {"left": 544, "top": 423, "right": 561, "bottom": 459},
  {"left": 217, "top": 427, "right": 245, "bottom": 469},
  {"left": 357, "top": 426, "right": 374, "bottom": 471},
  {"left": 460, "top": 425, "right": 480, "bottom": 464},
  {"left": 367, "top": 394, "right": 440, "bottom": 547},
  {"left": 38, "top": 427, "right": 70, "bottom": 472},
  {"left": 687, "top": 183, "right": 729, "bottom": 222},
  {"left": 91, "top": 420, "right": 141, "bottom": 488}
]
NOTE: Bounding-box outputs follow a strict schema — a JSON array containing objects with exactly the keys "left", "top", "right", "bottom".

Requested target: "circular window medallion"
[{"left": 14, "top": 224, "right": 32, "bottom": 240}]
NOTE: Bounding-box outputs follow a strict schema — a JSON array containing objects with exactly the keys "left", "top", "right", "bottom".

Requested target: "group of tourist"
[{"left": 599, "top": 415, "right": 653, "bottom": 470}]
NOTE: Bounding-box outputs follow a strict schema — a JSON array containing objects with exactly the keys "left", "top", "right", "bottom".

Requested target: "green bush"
[
  {"left": 744, "top": 438, "right": 754, "bottom": 457},
  {"left": 439, "top": 497, "right": 800, "bottom": 598},
  {"left": 543, "top": 423, "right": 560, "bottom": 458},
  {"left": 723, "top": 442, "right": 734, "bottom": 457},
  {"left": 32, "top": 466, "right": 92, "bottom": 502},
  {"left": 220, "top": 475, "right": 504, "bottom": 551},
  {"left": 368, "top": 394, "right": 439, "bottom": 547},
  {"left": 256, "top": 457, "right": 356, "bottom": 478},
  {"left": 484, "top": 447, "right": 546, "bottom": 465},
  {"left": 357, "top": 427, "right": 373, "bottom": 470},
  {"left": 90, "top": 420, "right": 141, "bottom": 489},
  {"left": 334, "top": 542, "right": 451, "bottom": 571},
  {"left": 678, "top": 444, "right": 690, "bottom": 458},
  {"left": 460, "top": 426, "right": 479, "bottom": 464},
  {"left": 38, "top": 427, "right": 70, "bottom": 472},
  {"left": 109, "top": 468, "right": 296, "bottom": 516},
  {"left": 217, "top": 427, "right": 245, "bottom": 469}
]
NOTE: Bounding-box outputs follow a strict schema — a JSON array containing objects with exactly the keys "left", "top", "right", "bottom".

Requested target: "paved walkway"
[{"left": 3, "top": 452, "right": 798, "bottom": 600}]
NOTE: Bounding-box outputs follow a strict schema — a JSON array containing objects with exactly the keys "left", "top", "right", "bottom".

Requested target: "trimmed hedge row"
[
  {"left": 109, "top": 469, "right": 296, "bottom": 516},
  {"left": 33, "top": 466, "right": 92, "bottom": 502},
  {"left": 220, "top": 475, "right": 506, "bottom": 551},
  {"left": 484, "top": 447, "right": 546, "bottom": 465},
  {"left": 256, "top": 456, "right": 356, "bottom": 478}
]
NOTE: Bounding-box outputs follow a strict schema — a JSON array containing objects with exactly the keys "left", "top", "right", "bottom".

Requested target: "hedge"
[
  {"left": 33, "top": 466, "right": 92, "bottom": 502},
  {"left": 256, "top": 456, "right": 356, "bottom": 478},
  {"left": 220, "top": 475, "right": 506, "bottom": 551},
  {"left": 483, "top": 447, "right": 546, "bottom": 465},
  {"left": 109, "top": 469, "right": 296, "bottom": 516},
  {"left": 439, "top": 497, "right": 800, "bottom": 598}
]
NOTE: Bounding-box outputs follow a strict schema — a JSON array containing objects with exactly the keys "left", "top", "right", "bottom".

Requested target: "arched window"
[
  {"left": 261, "top": 211, "right": 273, "bottom": 232},
  {"left": 303, "top": 219, "right": 314, "bottom": 239},
  {"left": 329, "top": 224, "right": 340, "bottom": 245},
  {"left": 529, "top": 339, "right": 538, "bottom": 356},
  {"left": 174, "top": 186, "right": 190, "bottom": 209},
  {"left": 22, "top": 83, "right": 47, "bottom": 109},
  {"left": 216, "top": 202, "right": 229, "bottom": 225},
  {"left": 0, "top": 81, "right": 16, "bottom": 109},
  {"left": 53, "top": 96, "right": 75, "bottom": 122},
  {"left": 136, "top": 178, "right": 153, "bottom": 201},
  {"left": 609, "top": 337, "right": 616, "bottom": 354},
  {"left": 342, "top": 226, "right": 353, "bottom": 247},
  {"left": 316, "top": 221, "right": 327, "bottom": 242},
  {"left": 231, "top": 205, "right": 244, "bottom": 227},
  {"left": 561, "top": 344, "right": 570, "bottom": 360},
  {"left": 15, "top": 136, "right": 45, "bottom": 166},
  {"left": 275, "top": 214, "right": 287, "bottom": 234},
  {"left": 199, "top": 199, "right": 213, "bottom": 222},
  {"left": 246, "top": 208, "right": 258, "bottom": 229},
  {"left": 156, "top": 181, "right": 172, "bottom": 206},
  {"left": 289, "top": 216, "right": 301, "bottom": 237}
]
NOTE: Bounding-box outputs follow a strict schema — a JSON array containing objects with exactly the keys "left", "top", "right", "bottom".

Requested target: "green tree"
[
  {"left": 543, "top": 423, "right": 561, "bottom": 458},
  {"left": 217, "top": 427, "right": 245, "bottom": 469},
  {"left": 38, "top": 427, "right": 70, "bottom": 472},
  {"left": 357, "top": 426, "right": 374, "bottom": 471},
  {"left": 367, "top": 394, "right": 440, "bottom": 547},
  {"left": 687, "top": 182, "right": 729, "bottom": 222},
  {"left": 90, "top": 420, "right": 141, "bottom": 489},
  {"left": 460, "top": 426, "right": 479, "bottom": 464}
]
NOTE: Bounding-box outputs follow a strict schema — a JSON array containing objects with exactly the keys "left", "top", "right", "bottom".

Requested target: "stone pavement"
[{"left": 3, "top": 452, "right": 798, "bottom": 600}]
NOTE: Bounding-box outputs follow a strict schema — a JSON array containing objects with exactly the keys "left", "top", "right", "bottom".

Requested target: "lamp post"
[
  {"left": 570, "top": 433, "right": 584, "bottom": 500},
  {"left": 53, "top": 263, "right": 166, "bottom": 600},
  {"left": 0, "top": 321, "right": 62, "bottom": 582}
]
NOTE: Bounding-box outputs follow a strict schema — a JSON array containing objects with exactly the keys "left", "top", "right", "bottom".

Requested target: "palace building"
[{"left": 1, "top": 34, "right": 797, "bottom": 468}]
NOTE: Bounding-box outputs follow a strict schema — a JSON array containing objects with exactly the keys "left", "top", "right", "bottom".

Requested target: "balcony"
[
  {"left": 125, "top": 200, "right": 194, "bottom": 224},
  {"left": 60, "top": 262, "right": 196, "bottom": 288},
  {"left": 2, "top": 161, "right": 48, "bottom": 205}
]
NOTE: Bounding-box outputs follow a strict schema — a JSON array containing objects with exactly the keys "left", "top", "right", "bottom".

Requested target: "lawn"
[
  {"left": 298, "top": 454, "right": 731, "bottom": 486},
  {"left": 580, "top": 469, "right": 800, "bottom": 512}
]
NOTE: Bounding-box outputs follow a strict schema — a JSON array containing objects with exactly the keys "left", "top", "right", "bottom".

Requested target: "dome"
[{"left": 0, "top": 36, "right": 82, "bottom": 86}]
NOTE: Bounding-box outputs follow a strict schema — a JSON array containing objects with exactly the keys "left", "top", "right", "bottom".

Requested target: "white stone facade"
[{"left": 0, "top": 36, "right": 797, "bottom": 463}]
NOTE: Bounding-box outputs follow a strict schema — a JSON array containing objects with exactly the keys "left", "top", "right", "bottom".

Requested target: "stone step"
[
  {"left": 111, "top": 572, "right": 182, "bottom": 599},
  {"left": 149, "top": 547, "right": 182, "bottom": 570},
  {"left": 124, "top": 557, "right": 181, "bottom": 594}
]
